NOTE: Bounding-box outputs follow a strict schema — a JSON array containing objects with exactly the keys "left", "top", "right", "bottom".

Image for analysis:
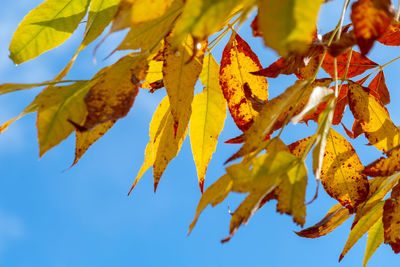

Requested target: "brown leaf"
[
  {"left": 363, "top": 145, "right": 400, "bottom": 177},
  {"left": 383, "top": 182, "right": 400, "bottom": 253},
  {"left": 321, "top": 50, "right": 378, "bottom": 78},
  {"left": 219, "top": 32, "right": 268, "bottom": 131},
  {"left": 351, "top": 0, "right": 393, "bottom": 55},
  {"left": 250, "top": 14, "right": 261, "bottom": 37}
]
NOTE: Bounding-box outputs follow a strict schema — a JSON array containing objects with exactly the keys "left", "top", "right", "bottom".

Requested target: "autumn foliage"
[{"left": 3, "top": 0, "right": 400, "bottom": 265}]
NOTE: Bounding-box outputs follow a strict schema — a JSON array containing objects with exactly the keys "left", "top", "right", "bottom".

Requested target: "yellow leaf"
[
  {"left": 131, "top": 0, "right": 174, "bottom": 25},
  {"left": 83, "top": 54, "right": 148, "bottom": 130},
  {"left": 0, "top": 80, "right": 77, "bottom": 96},
  {"left": 219, "top": 32, "right": 268, "bottom": 131},
  {"left": 73, "top": 121, "right": 115, "bottom": 166},
  {"left": 258, "top": 0, "right": 324, "bottom": 56},
  {"left": 296, "top": 203, "right": 352, "bottom": 238},
  {"left": 9, "top": 0, "right": 90, "bottom": 64},
  {"left": 363, "top": 219, "right": 384, "bottom": 267},
  {"left": 348, "top": 82, "right": 400, "bottom": 152},
  {"left": 383, "top": 182, "right": 400, "bottom": 253},
  {"left": 163, "top": 33, "right": 205, "bottom": 135},
  {"left": 172, "top": 0, "right": 247, "bottom": 46},
  {"left": 188, "top": 174, "right": 233, "bottom": 234},
  {"left": 110, "top": 0, "right": 135, "bottom": 32},
  {"left": 320, "top": 128, "right": 369, "bottom": 212},
  {"left": 189, "top": 54, "right": 227, "bottom": 192},
  {"left": 141, "top": 60, "right": 164, "bottom": 90},
  {"left": 115, "top": 0, "right": 183, "bottom": 52},
  {"left": 339, "top": 201, "right": 384, "bottom": 261},
  {"left": 37, "top": 81, "right": 91, "bottom": 157},
  {"left": 129, "top": 96, "right": 188, "bottom": 193}
]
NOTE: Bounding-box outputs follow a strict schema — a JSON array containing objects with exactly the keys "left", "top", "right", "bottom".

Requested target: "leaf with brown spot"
[
  {"left": 163, "top": 33, "right": 205, "bottom": 135},
  {"left": 378, "top": 21, "right": 400, "bottom": 46},
  {"left": 73, "top": 120, "right": 115, "bottom": 166},
  {"left": 141, "top": 60, "right": 163, "bottom": 90},
  {"left": 348, "top": 82, "right": 400, "bottom": 152},
  {"left": 368, "top": 70, "right": 390, "bottom": 105},
  {"left": 320, "top": 128, "right": 369, "bottom": 212},
  {"left": 363, "top": 145, "right": 400, "bottom": 177},
  {"left": 219, "top": 32, "right": 268, "bottom": 132},
  {"left": 321, "top": 50, "right": 378, "bottom": 78},
  {"left": 296, "top": 203, "right": 352, "bottom": 238},
  {"left": 383, "top": 182, "right": 400, "bottom": 253},
  {"left": 351, "top": 0, "right": 393, "bottom": 55},
  {"left": 83, "top": 54, "right": 148, "bottom": 130}
]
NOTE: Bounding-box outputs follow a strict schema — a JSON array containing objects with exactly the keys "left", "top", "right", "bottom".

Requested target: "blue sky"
[{"left": 1, "top": 1, "right": 400, "bottom": 266}]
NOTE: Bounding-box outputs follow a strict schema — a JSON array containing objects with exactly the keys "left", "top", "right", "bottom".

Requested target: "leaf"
[
  {"left": 110, "top": 0, "right": 135, "bottom": 32},
  {"left": 363, "top": 145, "right": 400, "bottom": 177},
  {"left": 350, "top": 0, "right": 393, "bottom": 55},
  {"left": 129, "top": 95, "right": 189, "bottom": 193},
  {"left": 368, "top": 70, "right": 390, "bottom": 105},
  {"left": 223, "top": 150, "right": 302, "bottom": 242},
  {"left": 141, "top": 60, "right": 164, "bottom": 90},
  {"left": 9, "top": 0, "right": 90, "bottom": 64},
  {"left": 363, "top": 219, "right": 384, "bottom": 267},
  {"left": 339, "top": 201, "right": 384, "bottom": 261},
  {"left": 172, "top": 0, "right": 246, "bottom": 46},
  {"left": 291, "top": 86, "right": 334, "bottom": 124},
  {"left": 115, "top": 0, "right": 183, "bottom": 52},
  {"left": 219, "top": 32, "right": 268, "bottom": 131},
  {"left": 383, "top": 182, "right": 400, "bottom": 253},
  {"left": 131, "top": 0, "right": 174, "bottom": 25},
  {"left": 163, "top": 33, "right": 205, "bottom": 135},
  {"left": 227, "top": 80, "right": 309, "bottom": 162},
  {"left": 37, "top": 81, "right": 91, "bottom": 157},
  {"left": 190, "top": 54, "right": 227, "bottom": 192},
  {"left": 296, "top": 203, "right": 352, "bottom": 238},
  {"left": 83, "top": 54, "right": 148, "bottom": 130},
  {"left": 348, "top": 82, "right": 400, "bottom": 152},
  {"left": 319, "top": 128, "right": 369, "bottom": 212},
  {"left": 188, "top": 174, "right": 233, "bottom": 234},
  {"left": 250, "top": 14, "right": 261, "bottom": 37},
  {"left": 321, "top": 50, "right": 378, "bottom": 78},
  {"left": 258, "top": 0, "right": 324, "bottom": 56},
  {"left": 0, "top": 80, "right": 78, "bottom": 96},
  {"left": 73, "top": 120, "right": 115, "bottom": 166},
  {"left": 378, "top": 21, "right": 400, "bottom": 46}
]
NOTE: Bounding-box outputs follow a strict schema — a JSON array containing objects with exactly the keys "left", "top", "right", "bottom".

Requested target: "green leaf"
[
  {"left": 37, "top": 81, "right": 91, "bottom": 157},
  {"left": 258, "top": 0, "right": 324, "bottom": 56},
  {"left": 363, "top": 219, "right": 384, "bottom": 267},
  {"left": 9, "top": 0, "right": 90, "bottom": 64}
]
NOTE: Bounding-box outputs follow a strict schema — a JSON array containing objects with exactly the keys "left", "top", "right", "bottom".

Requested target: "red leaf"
[
  {"left": 368, "top": 70, "right": 390, "bottom": 105},
  {"left": 379, "top": 21, "right": 400, "bottom": 46}
]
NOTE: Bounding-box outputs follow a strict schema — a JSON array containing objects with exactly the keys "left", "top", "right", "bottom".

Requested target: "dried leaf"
[
  {"left": 219, "top": 33, "right": 268, "bottom": 131},
  {"left": 348, "top": 82, "right": 400, "bottom": 152},
  {"left": 378, "top": 21, "right": 400, "bottom": 45},
  {"left": 319, "top": 128, "right": 369, "bottom": 212},
  {"left": 190, "top": 54, "right": 227, "bottom": 192},
  {"left": 363, "top": 145, "right": 400, "bottom": 177}
]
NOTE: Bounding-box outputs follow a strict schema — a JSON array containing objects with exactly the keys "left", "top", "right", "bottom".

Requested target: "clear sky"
[{"left": 1, "top": 1, "right": 400, "bottom": 267}]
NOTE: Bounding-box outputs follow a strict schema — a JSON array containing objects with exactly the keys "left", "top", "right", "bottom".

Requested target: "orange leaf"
[
  {"left": 351, "top": 0, "right": 393, "bottom": 55},
  {"left": 321, "top": 50, "right": 378, "bottom": 78},
  {"left": 220, "top": 32, "right": 268, "bottom": 131},
  {"left": 348, "top": 82, "right": 400, "bottom": 152},
  {"left": 250, "top": 14, "right": 261, "bottom": 37},
  {"left": 379, "top": 21, "right": 400, "bottom": 46},
  {"left": 368, "top": 70, "right": 390, "bottom": 105},
  {"left": 320, "top": 128, "right": 369, "bottom": 212},
  {"left": 363, "top": 145, "right": 400, "bottom": 177},
  {"left": 383, "top": 182, "right": 400, "bottom": 253}
]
